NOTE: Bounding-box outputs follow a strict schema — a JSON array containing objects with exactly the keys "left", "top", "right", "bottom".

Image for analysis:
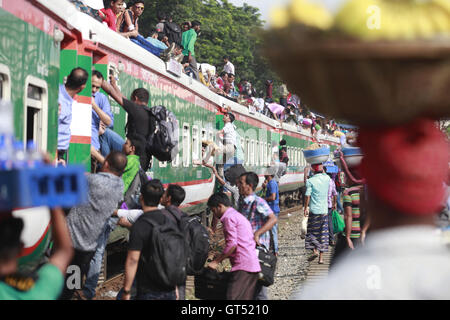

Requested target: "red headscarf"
[{"left": 358, "top": 118, "right": 449, "bottom": 216}]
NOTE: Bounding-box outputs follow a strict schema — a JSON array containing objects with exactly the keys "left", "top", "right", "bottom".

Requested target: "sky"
[{"left": 228, "top": 0, "right": 344, "bottom": 28}]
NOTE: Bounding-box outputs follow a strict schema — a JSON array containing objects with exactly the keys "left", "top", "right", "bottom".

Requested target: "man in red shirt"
[{"left": 100, "top": 0, "right": 124, "bottom": 32}]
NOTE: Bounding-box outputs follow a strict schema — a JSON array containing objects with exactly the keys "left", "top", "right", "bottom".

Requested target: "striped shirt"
[{"left": 343, "top": 189, "right": 361, "bottom": 239}]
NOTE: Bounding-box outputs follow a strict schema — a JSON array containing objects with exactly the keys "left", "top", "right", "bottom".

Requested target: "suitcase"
[{"left": 194, "top": 268, "right": 231, "bottom": 300}]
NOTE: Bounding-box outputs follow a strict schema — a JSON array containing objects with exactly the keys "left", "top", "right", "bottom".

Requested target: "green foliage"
[{"left": 137, "top": 0, "right": 281, "bottom": 96}]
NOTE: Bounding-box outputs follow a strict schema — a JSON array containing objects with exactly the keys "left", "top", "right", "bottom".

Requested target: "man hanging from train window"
[
  {"left": 90, "top": 70, "right": 113, "bottom": 172},
  {"left": 57, "top": 67, "right": 89, "bottom": 165},
  {"left": 101, "top": 75, "right": 154, "bottom": 171}
]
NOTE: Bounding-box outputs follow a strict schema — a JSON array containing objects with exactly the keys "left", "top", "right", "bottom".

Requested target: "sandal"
[
  {"left": 318, "top": 260, "right": 324, "bottom": 264},
  {"left": 308, "top": 252, "right": 318, "bottom": 261}
]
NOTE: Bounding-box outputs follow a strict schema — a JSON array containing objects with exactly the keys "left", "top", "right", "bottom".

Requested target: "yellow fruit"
[
  {"left": 270, "top": 6, "right": 290, "bottom": 29},
  {"left": 289, "top": 0, "right": 333, "bottom": 30}
]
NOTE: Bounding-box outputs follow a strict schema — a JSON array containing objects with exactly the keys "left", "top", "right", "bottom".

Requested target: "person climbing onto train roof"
[
  {"left": 207, "top": 193, "right": 261, "bottom": 300},
  {"left": 303, "top": 163, "right": 331, "bottom": 265},
  {"left": 60, "top": 151, "right": 127, "bottom": 300},
  {"left": 101, "top": 75, "right": 153, "bottom": 171},
  {"left": 90, "top": 70, "right": 113, "bottom": 171},
  {"left": 237, "top": 172, "right": 277, "bottom": 300},
  {"left": 78, "top": 140, "right": 142, "bottom": 300},
  {"left": 100, "top": 0, "right": 124, "bottom": 32},
  {"left": 57, "top": 67, "right": 89, "bottom": 165},
  {"left": 118, "top": 0, "right": 144, "bottom": 38},
  {"left": 0, "top": 207, "right": 73, "bottom": 300},
  {"left": 203, "top": 112, "right": 238, "bottom": 176}
]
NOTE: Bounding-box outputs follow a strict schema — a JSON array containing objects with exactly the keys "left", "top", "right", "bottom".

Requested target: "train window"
[
  {"left": 183, "top": 124, "right": 191, "bottom": 167},
  {"left": 255, "top": 141, "right": 260, "bottom": 166},
  {"left": 201, "top": 128, "right": 207, "bottom": 142},
  {"left": 24, "top": 77, "right": 48, "bottom": 152},
  {"left": 245, "top": 138, "right": 250, "bottom": 165},
  {"left": 0, "top": 64, "right": 11, "bottom": 101},
  {"left": 250, "top": 140, "right": 255, "bottom": 166},
  {"left": 159, "top": 160, "right": 167, "bottom": 168},
  {"left": 295, "top": 148, "right": 298, "bottom": 166},
  {"left": 192, "top": 126, "right": 200, "bottom": 166}
]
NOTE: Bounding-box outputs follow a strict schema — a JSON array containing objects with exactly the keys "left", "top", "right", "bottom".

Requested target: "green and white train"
[{"left": 0, "top": 0, "right": 339, "bottom": 271}]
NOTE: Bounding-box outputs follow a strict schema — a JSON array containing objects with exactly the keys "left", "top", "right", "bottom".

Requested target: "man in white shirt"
[{"left": 223, "top": 56, "right": 235, "bottom": 76}]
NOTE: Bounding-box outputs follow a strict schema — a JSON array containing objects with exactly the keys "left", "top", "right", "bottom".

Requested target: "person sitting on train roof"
[
  {"left": 100, "top": 0, "right": 124, "bottom": 32},
  {"left": 101, "top": 75, "right": 153, "bottom": 171},
  {"left": 118, "top": 0, "right": 144, "bottom": 39},
  {"left": 90, "top": 70, "right": 113, "bottom": 171},
  {"left": 57, "top": 67, "right": 89, "bottom": 165},
  {"left": 60, "top": 151, "right": 126, "bottom": 300},
  {"left": 181, "top": 20, "right": 201, "bottom": 80},
  {"left": 0, "top": 207, "right": 74, "bottom": 300}
]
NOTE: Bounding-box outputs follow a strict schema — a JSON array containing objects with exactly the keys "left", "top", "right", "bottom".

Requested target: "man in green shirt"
[
  {"left": 181, "top": 20, "right": 201, "bottom": 80},
  {"left": 0, "top": 207, "right": 74, "bottom": 300}
]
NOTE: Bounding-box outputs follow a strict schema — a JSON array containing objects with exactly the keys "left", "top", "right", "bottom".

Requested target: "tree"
[{"left": 138, "top": 0, "right": 281, "bottom": 97}]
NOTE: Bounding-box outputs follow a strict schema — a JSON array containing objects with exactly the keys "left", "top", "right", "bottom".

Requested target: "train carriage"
[{"left": 0, "top": 0, "right": 339, "bottom": 271}]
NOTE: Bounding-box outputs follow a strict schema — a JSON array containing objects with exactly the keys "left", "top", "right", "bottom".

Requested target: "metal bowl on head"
[
  {"left": 303, "top": 147, "right": 330, "bottom": 165},
  {"left": 341, "top": 147, "right": 363, "bottom": 168}
]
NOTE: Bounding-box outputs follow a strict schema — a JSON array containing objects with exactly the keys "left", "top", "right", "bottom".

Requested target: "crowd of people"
[{"left": 1, "top": 0, "right": 449, "bottom": 302}]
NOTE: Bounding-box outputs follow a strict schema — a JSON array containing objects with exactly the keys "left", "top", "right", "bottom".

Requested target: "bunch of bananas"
[{"left": 270, "top": 0, "right": 450, "bottom": 40}]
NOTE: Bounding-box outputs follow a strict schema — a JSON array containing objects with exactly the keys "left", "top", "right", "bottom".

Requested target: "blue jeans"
[
  {"left": 136, "top": 289, "right": 176, "bottom": 300},
  {"left": 270, "top": 211, "right": 280, "bottom": 254},
  {"left": 83, "top": 216, "right": 118, "bottom": 299},
  {"left": 99, "top": 128, "right": 125, "bottom": 158}
]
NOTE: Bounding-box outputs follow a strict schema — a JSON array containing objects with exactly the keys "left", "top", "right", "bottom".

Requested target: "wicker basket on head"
[{"left": 263, "top": 26, "right": 450, "bottom": 127}]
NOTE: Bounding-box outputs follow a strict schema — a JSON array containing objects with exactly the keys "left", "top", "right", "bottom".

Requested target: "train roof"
[{"left": 37, "top": 0, "right": 339, "bottom": 144}]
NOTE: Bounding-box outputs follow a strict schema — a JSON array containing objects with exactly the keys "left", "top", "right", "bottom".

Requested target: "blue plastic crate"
[{"left": 0, "top": 165, "right": 88, "bottom": 210}]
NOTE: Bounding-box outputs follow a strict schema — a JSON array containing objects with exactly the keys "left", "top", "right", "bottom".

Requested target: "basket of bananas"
[{"left": 264, "top": 0, "right": 450, "bottom": 126}]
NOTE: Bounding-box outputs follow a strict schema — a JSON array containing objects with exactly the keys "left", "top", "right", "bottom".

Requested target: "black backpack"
[
  {"left": 145, "top": 106, "right": 179, "bottom": 162},
  {"left": 167, "top": 208, "right": 210, "bottom": 276},
  {"left": 164, "top": 21, "right": 182, "bottom": 45},
  {"left": 139, "top": 212, "right": 188, "bottom": 288},
  {"left": 123, "top": 168, "right": 147, "bottom": 209}
]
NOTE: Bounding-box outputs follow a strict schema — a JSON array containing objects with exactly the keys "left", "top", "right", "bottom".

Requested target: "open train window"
[
  {"left": 0, "top": 65, "right": 11, "bottom": 101},
  {"left": 24, "top": 77, "right": 48, "bottom": 152},
  {"left": 245, "top": 138, "right": 250, "bottom": 165},
  {"left": 183, "top": 124, "right": 191, "bottom": 167}
]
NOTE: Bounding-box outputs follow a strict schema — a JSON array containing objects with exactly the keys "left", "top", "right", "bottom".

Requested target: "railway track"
[
  {"left": 100, "top": 204, "right": 303, "bottom": 287},
  {"left": 95, "top": 202, "right": 335, "bottom": 300}
]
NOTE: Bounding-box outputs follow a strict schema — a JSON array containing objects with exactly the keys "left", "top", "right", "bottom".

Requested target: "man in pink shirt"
[{"left": 207, "top": 193, "right": 261, "bottom": 300}]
